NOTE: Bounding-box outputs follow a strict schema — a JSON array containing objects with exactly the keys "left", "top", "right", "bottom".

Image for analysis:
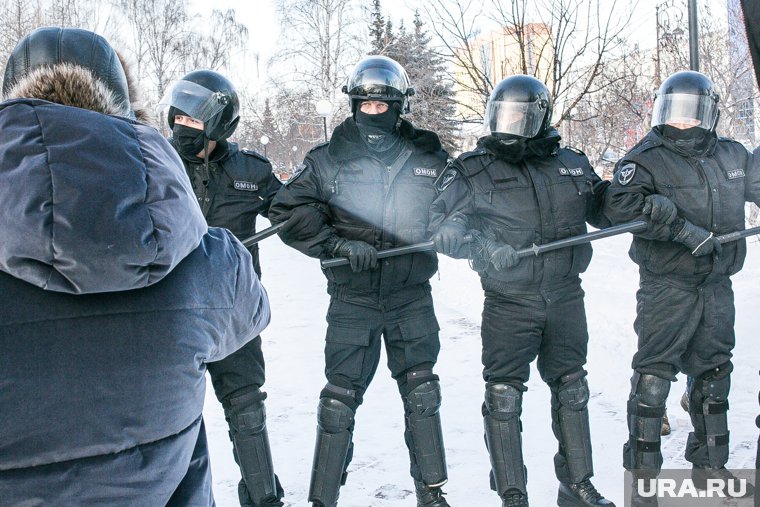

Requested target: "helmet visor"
[
  {"left": 484, "top": 99, "right": 547, "bottom": 138},
  {"left": 348, "top": 67, "right": 408, "bottom": 100},
  {"left": 158, "top": 80, "right": 229, "bottom": 123},
  {"left": 651, "top": 93, "right": 718, "bottom": 130}
]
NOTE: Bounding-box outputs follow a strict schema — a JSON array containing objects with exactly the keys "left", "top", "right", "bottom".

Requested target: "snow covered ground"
[{"left": 204, "top": 221, "right": 760, "bottom": 506}]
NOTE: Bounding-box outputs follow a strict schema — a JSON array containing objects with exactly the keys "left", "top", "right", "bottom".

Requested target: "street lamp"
[
  {"left": 260, "top": 135, "right": 269, "bottom": 158},
  {"left": 315, "top": 99, "right": 332, "bottom": 142}
]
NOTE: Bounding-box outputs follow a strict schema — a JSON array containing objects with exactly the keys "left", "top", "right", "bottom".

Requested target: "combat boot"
[
  {"left": 414, "top": 480, "right": 450, "bottom": 507},
  {"left": 660, "top": 411, "right": 670, "bottom": 436},
  {"left": 558, "top": 479, "right": 615, "bottom": 506},
  {"left": 692, "top": 467, "right": 755, "bottom": 498},
  {"left": 501, "top": 490, "right": 529, "bottom": 506}
]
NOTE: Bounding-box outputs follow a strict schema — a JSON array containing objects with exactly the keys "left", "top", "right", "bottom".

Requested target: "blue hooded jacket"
[{"left": 0, "top": 64, "right": 270, "bottom": 505}]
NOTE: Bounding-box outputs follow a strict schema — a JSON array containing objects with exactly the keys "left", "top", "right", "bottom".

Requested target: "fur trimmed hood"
[{"left": 3, "top": 57, "right": 153, "bottom": 124}]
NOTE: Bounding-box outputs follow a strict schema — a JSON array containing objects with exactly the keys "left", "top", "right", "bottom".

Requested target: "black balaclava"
[
  {"left": 655, "top": 124, "right": 717, "bottom": 157},
  {"left": 172, "top": 124, "right": 207, "bottom": 159},
  {"left": 479, "top": 128, "right": 561, "bottom": 163},
  {"left": 354, "top": 101, "right": 403, "bottom": 159}
]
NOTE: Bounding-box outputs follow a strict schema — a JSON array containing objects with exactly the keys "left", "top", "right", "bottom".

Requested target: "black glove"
[
  {"left": 333, "top": 239, "right": 378, "bottom": 272},
  {"left": 482, "top": 239, "right": 519, "bottom": 270},
  {"left": 433, "top": 218, "right": 468, "bottom": 256},
  {"left": 642, "top": 194, "right": 678, "bottom": 225},
  {"left": 278, "top": 205, "right": 327, "bottom": 242},
  {"left": 673, "top": 219, "right": 722, "bottom": 257}
]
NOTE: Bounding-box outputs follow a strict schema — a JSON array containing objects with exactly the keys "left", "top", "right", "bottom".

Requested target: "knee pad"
[
  {"left": 625, "top": 372, "right": 671, "bottom": 471},
  {"left": 484, "top": 383, "right": 523, "bottom": 420},
  {"left": 483, "top": 383, "right": 526, "bottom": 496},
  {"left": 317, "top": 396, "right": 355, "bottom": 434},
  {"left": 686, "top": 368, "right": 731, "bottom": 469},
  {"left": 551, "top": 371, "right": 593, "bottom": 483},
  {"left": 556, "top": 370, "right": 590, "bottom": 411},
  {"left": 406, "top": 379, "right": 442, "bottom": 417},
  {"left": 223, "top": 388, "right": 267, "bottom": 436}
]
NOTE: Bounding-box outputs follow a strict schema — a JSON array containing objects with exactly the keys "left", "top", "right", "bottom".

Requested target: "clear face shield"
[
  {"left": 651, "top": 93, "right": 718, "bottom": 130},
  {"left": 484, "top": 99, "right": 547, "bottom": 138},
  {"left": 158, "top": 80, "right": 230, "bottom": 123}
]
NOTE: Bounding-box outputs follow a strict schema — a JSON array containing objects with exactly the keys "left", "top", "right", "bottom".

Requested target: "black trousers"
[
  {"left": 632, "top": 275, "right": 735, "bottom": 380},
  {"left": 480, "top": 282, "right": 589, "bottom": 387},
  {"left": 207, "top": 336, "right": 266, "bottom": 403},
  {"left": 324, "top": 282, "right": 441, "bottom": 401}
]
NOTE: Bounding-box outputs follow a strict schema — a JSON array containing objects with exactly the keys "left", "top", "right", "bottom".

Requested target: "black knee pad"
[
  {"left": 317, "top": 396, "right": 355, "bottom": 434},
  {"left": 686, "top": 366, "right": 731, "bottom": 469},
  {"left": 406, "top": 379, "right": 442, "bottom": 417},
  {"left": 223, "top": 388, "right": 267, "bottom": 435},
  {"left": 484, "top": 383, "right": 523, "bottom": 420},
  {"left": 625, "top": 372, "right": 671, "bottom": 471},
  {"left": 483, "top": 383, "right": 527, "bottom": 496},
  {"left": 556, "top": 370, "right": 589, "bottom": 412}
]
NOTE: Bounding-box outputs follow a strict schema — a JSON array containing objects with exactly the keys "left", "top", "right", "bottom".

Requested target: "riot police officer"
[
  {"left": 603, "top": 70, "right": 760, "bottom": 505},
  {"left": 160, "top": 70, "right": 283, "bottom": 507},
  {"left": 430, "top": 75, "right": 614, "bottom": 507},
  {"left": 269, "top": 55, "right": 451, "bottom": 507}
]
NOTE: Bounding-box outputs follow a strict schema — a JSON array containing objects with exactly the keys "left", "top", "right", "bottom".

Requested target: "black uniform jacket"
[
  {"left": 604, "top": 130, "right": 760, "bottom": 283},
  {"left": 269, "top": 117, "right": 448, "bottom": 292},
  {"left": 175, "top": 140, "right": 282, "bottom": 276},
  {"left": 430, "top": 139, "right": 609, "bottom": 294}
]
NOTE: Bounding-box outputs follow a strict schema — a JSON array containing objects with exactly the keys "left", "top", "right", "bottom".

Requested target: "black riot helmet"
[
  {"left": 2, "top": 26, "right": 132, "bottom": 117},
  {"left": 484, "top": 75, "right": 552, "bottom": 139},
  {"left": 651, "top": 71, "right": 720, "bottom": 132},
  {"left": 160, "top": 70, "right": 240, "bottom": 141},
  {"left": 342, "top": 55, "right": 415, "bottom": 113}
]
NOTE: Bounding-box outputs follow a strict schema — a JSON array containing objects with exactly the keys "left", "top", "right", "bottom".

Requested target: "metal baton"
[
  {"left": 514, "top": 220, "right": 648, "bottom": 258},
  {"left": 241, "top": 221, "right": 287, "bottom": 248},
  {"left": 716, "top": 225, "right": 760, "bottom": 244},
  {"left": 320, "top": 240, "right": 437, "bottom": 269}
]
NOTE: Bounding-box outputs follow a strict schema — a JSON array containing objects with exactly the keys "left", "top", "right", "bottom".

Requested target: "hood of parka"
[{"left": 0, "top": 64, "right": 207, "bottom": 294}]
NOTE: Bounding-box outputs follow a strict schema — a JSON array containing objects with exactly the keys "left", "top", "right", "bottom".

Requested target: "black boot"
[
  {"left": 692, "top": 467, "right": 755, "bottom": 498},
  {"left": 501, "top": 490, "right": 529, "bottom": 507},
  {"left": 557, "top": 479, "right": 614, "bottom": 506},
  {"left": 414, "top": 480, "right": 451, "bottom": 507}
]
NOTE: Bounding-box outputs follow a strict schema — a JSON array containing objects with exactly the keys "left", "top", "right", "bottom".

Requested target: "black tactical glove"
[
  {"left": 673, "top": 219, "right": 722, "bottom": 257},
  {"left": 333, "top": 239, "right": 378, "bottom": 272},
  {"left": 278, "top": 205, "right": 327, "bottom": 242},
  {"left": 432, "top": 217, "right": 468, "bottom": 256},
  {"left": 642, "top": 194, "right": 678, "bottom": 225},
  {"left": 482, "top": 239, "right": 520, "bottom": 270}
]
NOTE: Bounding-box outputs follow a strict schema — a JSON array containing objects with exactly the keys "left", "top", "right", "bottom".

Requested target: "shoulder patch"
[
  {"left": 434, "top": 164, "right": 459, "bottom": 192},
  {"left": 284, "top": 162, "right": 308, "bottom": 186},
  {"left": 616, "top": 163, "right": 636, "bottom": 186},
  {"left": 241, "top": 149, "right": 269, "bottom": 163}
]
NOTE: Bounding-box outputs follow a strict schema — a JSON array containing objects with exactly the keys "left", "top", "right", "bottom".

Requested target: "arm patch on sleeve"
[
  {"left": 434, "top": 164, "right": 459, "bottom": 192},
  {"left": 616, "top": 163, "right": 636, "bottom": 186}
]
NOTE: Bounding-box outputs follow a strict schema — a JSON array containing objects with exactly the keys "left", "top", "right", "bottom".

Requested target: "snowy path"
[{"left": 205, "top": 222, "right": 760, "bottom": 506}]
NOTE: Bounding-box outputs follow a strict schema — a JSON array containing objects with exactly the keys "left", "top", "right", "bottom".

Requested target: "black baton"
[{"left": 241, "top": 222, "right": 287, "bottom": 248}]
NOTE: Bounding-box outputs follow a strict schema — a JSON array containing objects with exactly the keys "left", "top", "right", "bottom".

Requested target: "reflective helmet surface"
[
  {"left": 651, "top": 71, "right": 720, "bottom": 131},
  {"left": 342, "top": 55, "right": 414, "bottom": 113},
  {"left": 2, "top": 26, "right": 131, "bottom": 117},
  {"left": 160, "top": 69, "right": 240, "bottom": 141},
  {"left": 484, "top": 75, "right": 552, "bottom": 139}
]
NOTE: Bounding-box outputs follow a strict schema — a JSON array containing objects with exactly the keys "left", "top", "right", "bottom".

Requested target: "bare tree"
[
  {"left": 0, "top": 0, "right": 44, "bottom": 88},
  {"left": 184, "top": 9, "right": 249, "bottom": 72},
  {"left": 424, "top": 0, "right": 634, "bottom": 129}
]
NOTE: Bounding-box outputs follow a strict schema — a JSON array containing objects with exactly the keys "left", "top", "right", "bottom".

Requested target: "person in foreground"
[
  {"left": 603, "top": 70, "right": 760, "bottom": 506},
  {"left": 269, "top": 55, "right": 452, "bottom": 507},
  {"left": 0, "top": 27, "right": 270, "bottom": 506},
  {"left": 161, "top": 69, "right": 284, "bottom": 507},
  {"left": 430, "top": 75, "right": 614, "bottom": 507}
]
